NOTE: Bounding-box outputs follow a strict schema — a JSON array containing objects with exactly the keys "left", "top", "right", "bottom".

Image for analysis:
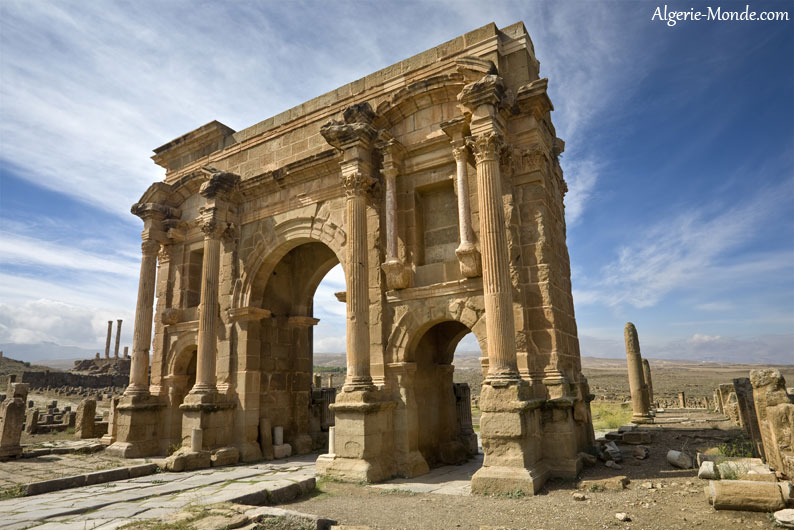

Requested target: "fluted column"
[
  {"left": 320, "top": 103, "right": 378, "bottom": 392},
  {"left": 342, "top": 170, "right": 374, "bottom": 391},
  {"left": 126, "top": 238, "right": 160, "bottom": 395},
  {"left": 189, "top": 220, "right": 223, "bottom": 397},
  {"left": 442, "top": 117, "right": 481, "bottom": 278},
  {"left": 624, "top": 322, "right": 652, "bottom": 423},
  {"left": 468, "top": 132, "right": 519, "bottom": 382}
]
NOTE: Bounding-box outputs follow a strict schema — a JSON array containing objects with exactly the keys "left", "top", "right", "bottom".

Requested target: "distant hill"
[
  {"left": 0, "top": 342, "right": 98, "bottom": 364},
  {"left": 0, "top": 354, "right": 57, "bottom": 377}
]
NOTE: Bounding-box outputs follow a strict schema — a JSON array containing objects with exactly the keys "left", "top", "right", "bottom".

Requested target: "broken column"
[
  {"left": 113, "top": 319, "right": 122, "bottom": 358},
  {"left": 678, "top": 391, "right": 686, "bottom": 409},
  {"left": 624, "top": 323, "right": 652, "bottom": 423},
  {"left": 454, "top": 383, "right": 478, "bottom": 455},
  {"left": 25, "top": 408, "right": 39, "bottom": 435},
  {"left": 0, "top": 383, "right": 29, "bottom": 458},
  {"left": 75, "top": 398, "right": 96, "bottom": 439},
  {"left": 733, "top": 377, "right": 764, "bottom": 459},
  {"left": 750, "top": 369, "right": 794, "bottom": 479},
  {"left": 104, "top": 320, "right": 113, "bottom": 359},
  {"left": 123, "top": 346, "right": 129, "bottom": 359},
  {"left": 642, "top": 359, "right": 654, "bottom": 407}
]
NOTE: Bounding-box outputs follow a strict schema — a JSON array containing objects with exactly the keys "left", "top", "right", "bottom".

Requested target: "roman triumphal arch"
[{"left": 107, "top": 21, "right": 594, "bottom": 495}]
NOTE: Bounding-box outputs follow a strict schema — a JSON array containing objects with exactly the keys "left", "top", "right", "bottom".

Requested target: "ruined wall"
[{"left": 21, "top": 371, "right": 128, "bottom": 389}]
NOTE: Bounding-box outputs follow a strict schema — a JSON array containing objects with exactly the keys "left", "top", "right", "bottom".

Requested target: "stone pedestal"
[
  {"left": 75, "top": 398, "right": 97, "bottom": 439},
  {"left": 106, "top": 393, "right": 165, "bottom": 457},
  {"left": 316, "top": 390, "right": 396, "bottom": 482},
  {"left": 179, "top": 397, "right": 236, "bottom": 452},
  {"left": 472, "top": 382, "right": 548, "bottom": 495},
  {"left": 0, "top": 383, "right": 28, "bottom": 459}
]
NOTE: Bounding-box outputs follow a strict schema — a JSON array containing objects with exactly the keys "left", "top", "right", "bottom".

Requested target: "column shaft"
[
  {"left": 345, "top": 190, "right": 372, "bottom": 390},
  {"left": 127, "top": 240, "right": 159, "bottom": 393},
  {"left": 114, "top": 320, "right": 122, "bottom": 358},
  {"left": 193, "top": 235, "right": 221, "bottom": 393},
  {"left": 454, "top": 147, "right": 475, "bottom": 248},
  {"left": 471, "top": 133, "right": 519, "bottom": 381},
  {"left": 624, "top": 322, "right": 651, "bottom": 421},
  {"left": 384, "top": 172, "right": 398, "bottom": 260},
  {"left": 105, "top": 321, "right": 113, "bottom": 358}
]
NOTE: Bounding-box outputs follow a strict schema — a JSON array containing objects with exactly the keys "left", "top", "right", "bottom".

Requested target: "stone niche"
[{"left": 109, "top": 20, "right": 594, "bottom": 494}]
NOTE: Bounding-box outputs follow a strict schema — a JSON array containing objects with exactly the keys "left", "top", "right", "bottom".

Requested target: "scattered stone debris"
[
  {"left": 667, "top": 450, "right": 693, "bottom": 469},
  {"left": 774, "top": 508, "right": 794, "bottom": 528},
  {"left": 615, "top": 512, "right": 631, "bottom": 522}
]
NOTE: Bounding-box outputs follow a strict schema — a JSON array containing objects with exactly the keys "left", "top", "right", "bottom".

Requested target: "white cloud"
[
  {"left": 562, "top": 158, "right": 600, "bottom": 226},
  {"left": 687, "top": 333, "right": 721, "bottom": 344},
  {"left": 575, "top": 185, "right": 791, "bottom": 309}
]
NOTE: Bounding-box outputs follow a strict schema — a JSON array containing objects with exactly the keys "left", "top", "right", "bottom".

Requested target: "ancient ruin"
[
  {"left": 623, "top": 323, "right": 652, "bottom": 424},
  {"left": 0, "top": 382, "right": 29, "bottom": 458},
  {"left": 106, "top": 22, "right": 594, "bottom": 495}
]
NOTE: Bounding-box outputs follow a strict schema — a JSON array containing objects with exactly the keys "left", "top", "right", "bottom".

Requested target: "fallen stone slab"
[
  {"left": 25, "top": 475, "right": 87, "bottom": 496},
  {"left": 706, "top": 479, "right": 787, "bottom": 511},
  {"left": 577, "top": 476, "right": 629, "bottom": 491},
  {"left": 205, "top": 477, "right": 316, "bottom": 506},
  {"left": 84, "top": 467, "right": 130, "bottom": 485},
  {"left": 129, "top": 463, "right": 159, "bottom": 478},
  {"left": 245, "top": 505, "right": 337, "bottom": 530},
  {"left": 667, "top": 450, "right": 693, "bottom": 469},
  {"left": 21, "top": 462, "right": 159, "bottom": 496},
  {"left": 622, "top": 431, "right": 651, "bottom": 445}
]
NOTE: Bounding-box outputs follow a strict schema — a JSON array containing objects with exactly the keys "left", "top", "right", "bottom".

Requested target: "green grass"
[
  {"left": 590, "top": 402, "right": 633, "bottom": 430},
  {"left": 0, "top": 485, "right": 27, "bottom": 500}
]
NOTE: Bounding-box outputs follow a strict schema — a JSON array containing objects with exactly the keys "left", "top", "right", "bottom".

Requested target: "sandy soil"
[{"left": 281, "top": 411, "right": 777, "bottom": 530}]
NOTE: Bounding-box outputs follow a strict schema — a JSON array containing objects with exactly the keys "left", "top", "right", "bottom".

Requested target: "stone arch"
[
  {"left": 374, "top": 73, "right": 466, "bottom": 130},
  {"left": 386, "top": 297, "right": 487, "bottom": 366},
  {"left": 234, "top": 214, "right": 347, "bottom": 310},
  {"left": 167, "top": 333, "right": 198, "bottom": 377}
]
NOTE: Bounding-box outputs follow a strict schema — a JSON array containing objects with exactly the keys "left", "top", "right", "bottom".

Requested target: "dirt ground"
[{"left": 280, "top": 411, "right": 777, "bottom": 530}]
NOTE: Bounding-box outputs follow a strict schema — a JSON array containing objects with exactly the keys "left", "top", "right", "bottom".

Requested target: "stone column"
[
  {"left": 624, "top": 323, "right": 652, "bottom": 423},
  {"left": 678, "top": 391, "right": 686, "bottom": 409},
  {"left": 379, "top": 139, "right": 411, "bottom": 290},
  {"left": 467, "top": 131, "right": 519, "bottom": 381},
  {"left": 104, "top": 321, "right": 113, "bottom": 359},
  {"left": 441, "top": 117, "right": 481, "bottom": 278},
  {"left": 320, "top": 105, "right": 377, "bottom": 392},
  {"left": 113, "top": 320, "right": 122, "bottom": 358},
  {"left": 642, "top": 359, "right": 653, "bottom": 406},
  {"left": 126, "top": 238, "right": 161, "bottom": 395},
  {"left": 189, "top": 222, "right": 222, "bottom": 398}
]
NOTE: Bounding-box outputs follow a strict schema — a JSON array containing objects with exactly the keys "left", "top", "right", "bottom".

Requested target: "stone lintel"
[
  {"left": 385, "top": 277, "right": 483, "bottom": 303},
  {"left": 286, "top": 316, "right": 320, "bottom": 328},
  {"left": 228, "top": 307, "right": 272, "bottom": 322}
]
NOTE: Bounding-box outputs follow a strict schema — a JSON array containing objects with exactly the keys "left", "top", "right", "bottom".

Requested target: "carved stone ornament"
[
  {"left": 341, "top": 171, "right": 374, "bottom": 198},
  {"left": 199, "top": 167, "right": 240, "bottom": 199},
  {"left": 466, "top": 131, "right": 504, "bottom": 164},
  {"left": 141, "top": 238, "right": 161, "bottom": 256},
  {"left": 320, "top": 121, "right": 377, "bottom": 151},
  {"left": 458, "top": 74, "right": 507, "bottom": 112}
]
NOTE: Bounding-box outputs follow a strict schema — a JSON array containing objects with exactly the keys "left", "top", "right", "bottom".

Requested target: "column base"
[
  {"left": 0, "top": 445, "right": 22, "bottom": 459},
  {"left": 475, "top": 379, "right": 549, "bottom": 496},
  {"left": 317, "top": 389, "right": 397, "bottom": 483},
  {"left": 179, "top": 396, "right": 236, "bottom": 451},
  {"left": 106, "top": 394, "right": 165, "bottom": 458},
  {"left": 456, "top": 243, "right": 482, "bottom": 278},
  {"left": 631, "top": 414, "right": 654, "bottom": 425},
  {"left": 471, "top": 464, "right": 549, "bottom": 495},
  {"left": 382, "top": 259, "right": 412, "bottom": 290},
  {"left": 395, "top": 449, "right": 430, "bottom": 478}
]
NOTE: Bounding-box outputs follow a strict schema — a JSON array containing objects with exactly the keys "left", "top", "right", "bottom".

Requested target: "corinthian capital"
[
  {"left": 466, "top": 132, "right": 504, "bottom": 164},
  {"left": 141, "top": 238, "right": 161, "bottom": 256},
  {"left": 341, "top": 171, "right": 373, "bottom": 198},
  {"left": 198, "top": 207, "right": 226, "bottom": 239}
]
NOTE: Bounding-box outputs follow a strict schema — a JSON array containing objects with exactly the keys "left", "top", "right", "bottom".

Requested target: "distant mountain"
[{"left": 0, "top": 342, "right": 98, "bottom": 364}]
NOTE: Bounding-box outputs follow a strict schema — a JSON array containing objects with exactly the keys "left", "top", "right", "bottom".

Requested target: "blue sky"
[{"left": 0, "top": 1, "right": 791, "bottom": 363}]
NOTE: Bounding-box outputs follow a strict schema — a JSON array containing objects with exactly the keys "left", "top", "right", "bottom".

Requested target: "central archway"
[{"left": 250, "top": 240, "right": 341, "bottom": 455}]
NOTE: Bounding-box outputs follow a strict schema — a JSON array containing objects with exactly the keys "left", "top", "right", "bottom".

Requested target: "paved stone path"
[
  {"left": 0, "top": 442, "right": 142, "bottom": 490},
  {"left": 369, "top": 453, "right": 483, "bottom": 495},
  {"left": 0, "top": 454, "right": 316, "bottom": 529}
]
